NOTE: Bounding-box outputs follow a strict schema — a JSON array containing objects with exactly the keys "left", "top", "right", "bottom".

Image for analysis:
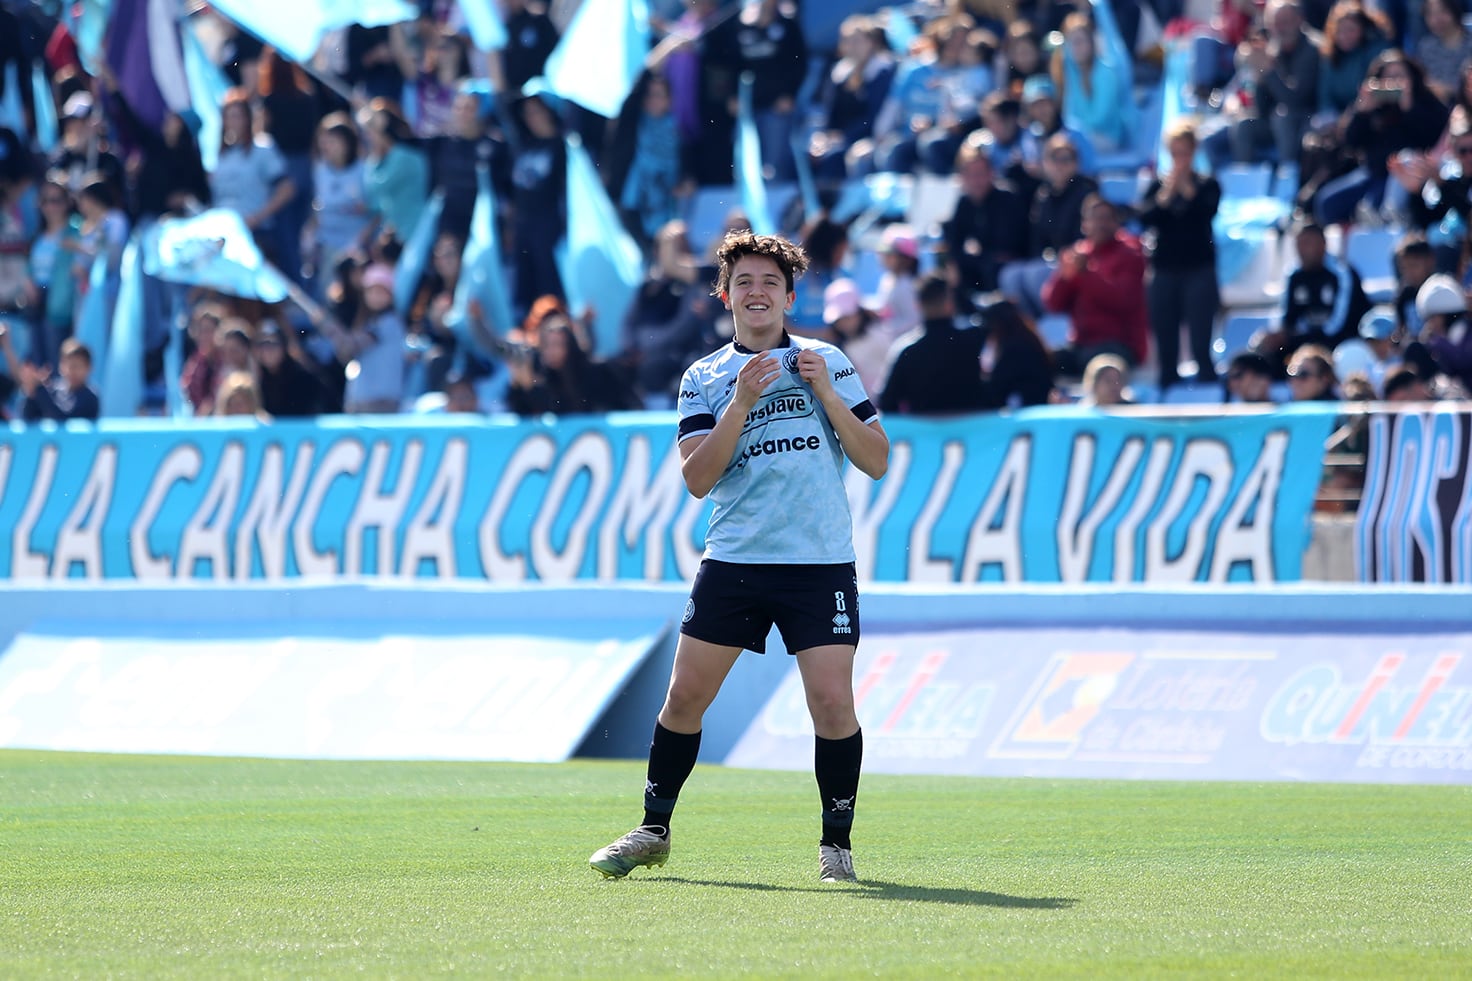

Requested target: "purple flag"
[{"left": 106, "top": 0, "right": 190, "bottom": 132}]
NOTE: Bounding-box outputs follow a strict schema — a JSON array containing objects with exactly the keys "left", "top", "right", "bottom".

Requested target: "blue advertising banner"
[
  {"left": 726, "top": 626, "right": 1472, "bottom": 784},
  {"left": 0, "top": 407, "right": 1335, "bottom": 583},
  {"left": 1355, "top": 408, "right": 1472, "bottom": 583}
]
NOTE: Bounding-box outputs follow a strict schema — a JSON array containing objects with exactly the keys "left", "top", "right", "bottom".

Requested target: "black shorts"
[{"left": 680, "top": 560, "right": 860, "bottom": 655}]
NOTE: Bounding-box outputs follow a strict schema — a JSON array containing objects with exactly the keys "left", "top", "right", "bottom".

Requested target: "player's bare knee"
[{"left": 806, "top": 690, "right": 858, "bottom": 737}]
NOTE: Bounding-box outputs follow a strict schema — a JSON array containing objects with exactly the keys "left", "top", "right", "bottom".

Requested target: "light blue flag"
[
  {"left": 538, "top": 0, "right": 650, "bottom": 118},
  {"left": 556, "top": 134, "right": 643, "bottom": 358},
  {"left": 1156, "top": 41, "right": 1208, "bottom": 175},
  {"left": 1090, "top": 0, "right": 1138, "bottom": 140},
  {"left": 790, "top": 130, "right": 821, "bottom": 227},
  {"left": 31, "top": 63, "right": 57, "bottom": 149},
  {"left": 736, "top": 73, "right": 775, "bottom": 236},
  {"left": 74, "top": 253, "right": 112, "bottom": 369},
  {"left": 101, "top": 237, "right": 145, "bottom": 417},
  {"left": 457, "top": 0, "right": 507, "bottom": 52},
  {"left": 448, "top": 168, "right": 514, "bottom": 353},
  {"left": 181, "top": 19, "right": 229, "bottom": 172},
  {"left": 142, "top": 209, "right": 291, "bottom": 302},
  {"left": 395, "top": 191, "right": 445, "bottom": 318},
  {"left": 74, "top": 0, "right": 112, "bottom": 77},
  {"left": 884, "top": 8, "right": 918, "bottom": 54},
  {"left": 0, "top": 62, "right": 24, "bottom": 136},
  {"left": 208, "top": 0, "right": 417, "bottom": 65}
]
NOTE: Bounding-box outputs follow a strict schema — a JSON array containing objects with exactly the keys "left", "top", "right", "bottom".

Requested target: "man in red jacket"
[{"left": 1040, "top": 194, "right": 1150, "bottom": 376}]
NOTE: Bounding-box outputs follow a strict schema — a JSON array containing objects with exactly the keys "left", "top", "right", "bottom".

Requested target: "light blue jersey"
[{"left": 677, "top": 334, "right": 878, "bottom": 564}]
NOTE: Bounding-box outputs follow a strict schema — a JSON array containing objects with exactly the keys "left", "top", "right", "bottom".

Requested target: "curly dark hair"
[{"left": 711, "top": 230, "right": 811, "bottom": 297}]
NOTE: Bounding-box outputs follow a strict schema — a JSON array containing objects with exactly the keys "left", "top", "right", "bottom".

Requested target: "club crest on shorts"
[
  {"left": 682, "top": 598, "right": 695, "bottom": 623},
  {"left": 781, "top": 348, "right": 802, "bottom": 373}
]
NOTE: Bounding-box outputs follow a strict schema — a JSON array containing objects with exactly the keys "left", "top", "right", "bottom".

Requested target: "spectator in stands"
[
  {"left": 1286, "top": 343, "right": 1342, "bottom": 399},
  {"left": 345, "top": 25, "right": 405, "bottom": 104},
  {"left": 1019, "top": 75, "right": 1097, "bottom": 176},
  {"left": 70, "top": 175, "right": 128, "bottom": 313},
  {"left": 215, "top": 369, "right": 268, "bottom": 418},
  {"left": 1000, "top": 132, "right": 1097, "bottom": 319},
  {"left": 1225, "top": 350, "right": 1278, "bottom": 402},
  {"left": 942, "top": 132, "right": 1029, "bottom": 311},
  {"left": 491, "top": 0, "right": 560, "bottom": 99},
  {"left": 997, "top": 21, "right": 1045, "bottom": 97},
  {"left": 213, "top": 89, "right": 297, "bottom": 265},
  {"left": 309, "top": 114, "right": 371, "bottom": 290},
  {"left": 1388, "top": 233, "right": 1437, "bottom": 334},
  {"left": 125, "top": 109, "right": 210, "bottom": 222},
  {"left": 443, "top": 372, "right": 482, "bottom": 413},
  {"left": 821, "top": 279, "right": 890, "bottom": 397},
  {"left": 878, "top": 272, "right": 988, "bottom": 415},
  {"left": 872, "top": 224, "right": 921, "bottom": 339},
  {"left": 1395, "top": 138, "right": 1472, "bottom": 274},
  {"left": 1078, "top": 352, "right": 1134, "bottom": 407},
  {"left": 968, "top": 92, "right": 1036, "bottom": 198},
  {"left": 1040, "top": 194, "right": 1150, "bottom": 375},
  {"left": 620, "top": 220, "right": 723, "bottom": 401},
  {"left": 1315, "top": 50, "right": 1448, "bottom": 225},
  {"left": 407, "top": 232, "right": 468, "bottom": 394},
  {"left": 181, "top": 304, "right": 225, "bottom": 416},
  {"left": 1414, "top": 0, "right": 1472, "bottom": 101},
  {"left": 1382, "top": 364, "right": 1436, "bottom": 400},
  {"left": 1140, "top": 120, "right": 1222, "bottom": 392},
  {"left": 312, "top": 263, "right": 406, "bottom": 414},
  {"left": 256, "top": 49, "right": 318, "bottom": 284},
  {"left": 977, "top": 297, "right": 1055, "bottom": 409},
  {"left": 1218, "top": 1, "right": 1321, "bottom": 169},
  {"left": 509, "top": 94, "right": 567, "bottom": 311},
  {"left": 507, "top": 315, "right": 639, "bottom": 415},
  {"left": 1346, "top": 304, "right": 1404, "bottom": 394},
  {"left": 252, "top": 320, "right": 323, "bottom": 417},
  {"left": 791, "top": 216, "right": 849, "bottom": 330},
  {"left": 808, "top": 15, "right": 896, "bottom": 181},
  {"left": 392, "top": 25, "right": 470, "bottom": 139},
  {"left": 1415, "top": 272, "right": 1472, "bottom": 390},
  {"left": 27, "top": 179, "right": 79, "bottom": 368},
  {"left": 427, "top": 90, "right": 510, "bottom": 242},
  {"left": 1316, "top": 2, "right": 1391, "bottom": 119},
  {"left": 864, "top": 14, "right": 983, "bottom": 176},
  {"left": 613, "top": 74, "right": 683, "bottom": 246},
  {"left": 912, "top": 30, "right": 997, "bottom": 177},
  {"left": 47, "top": 93, "right": 124, "bottom": 197},
  {"left": 0, "top": 328, "right": 99, "bottom": 422},
  {"left": 729, "top": 0, "right": 808, "bottom": 182},
  {"left": 358, "top": 99, "right": 430, "bottom": 242},
  {"left": 652, "top": 0, "right": 737, "bottom": 186},
  {"left": 1051, "top": 11, "right": 1129, "bottom": 154},
  {"left": 1261, "top": 221, "right": 1370, "bottom": 370}
]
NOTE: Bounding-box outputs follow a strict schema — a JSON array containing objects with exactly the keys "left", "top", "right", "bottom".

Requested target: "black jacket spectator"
[
  {"left": 880, "top": 315, "right": 987, "bottom": 414},
  {"left": 1029, "top": 173, "right": 1097, "bottom": 258}
]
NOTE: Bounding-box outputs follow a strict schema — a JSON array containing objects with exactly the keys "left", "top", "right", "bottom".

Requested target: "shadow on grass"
[{"left": 653, "top": 876, "right": 1076, "bottom": 909}]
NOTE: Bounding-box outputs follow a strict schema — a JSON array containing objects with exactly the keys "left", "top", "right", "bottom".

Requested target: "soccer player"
[{"left": 589, "top": 231, "right": 890, "bottom": 883}]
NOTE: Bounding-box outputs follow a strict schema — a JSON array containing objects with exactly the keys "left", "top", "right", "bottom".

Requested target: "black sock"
[
  {"left": 641, "top": 722, "right": 701, "bottom": 832},
  {"left": 815, "top": 728, "right": 863, "bottom": 850}
]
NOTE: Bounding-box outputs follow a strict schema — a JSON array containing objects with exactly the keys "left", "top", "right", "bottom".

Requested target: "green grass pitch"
[{"left": 3, "top": 750, "right": 1470, "bottom": 979}]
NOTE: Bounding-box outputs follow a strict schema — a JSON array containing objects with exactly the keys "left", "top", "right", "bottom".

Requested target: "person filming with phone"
[{"left": 1314, "top": 49, "right": 1448, "bottom": 226}]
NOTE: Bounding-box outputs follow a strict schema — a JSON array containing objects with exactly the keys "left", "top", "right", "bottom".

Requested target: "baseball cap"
[
  {"left": 1357, "top": 305, "right": 1397, "bottom": 340},
  {"left": 62, "top": 93, "right": 94, "bottom": 120},
  {"left": 1022, "top": 75, "right": 1057, "bottom": 103},
  {"left": 1415, "top": 274, "right": 1466, "bottom": 319},
  {"left": 882, "top": 224, "right": 919, "bottom": 259},
  {"left": 823, "top": 279, "right": 862, "bottom": 323}
]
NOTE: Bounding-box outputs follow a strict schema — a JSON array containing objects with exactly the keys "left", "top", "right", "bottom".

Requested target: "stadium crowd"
[{"left": 0, "top": 0, "right": 1470, "bottom": 427}]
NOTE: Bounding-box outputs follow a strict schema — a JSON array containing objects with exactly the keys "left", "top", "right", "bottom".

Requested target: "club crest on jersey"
[{"left": 781, "top": 348, "right": 802, "bottom": 373}]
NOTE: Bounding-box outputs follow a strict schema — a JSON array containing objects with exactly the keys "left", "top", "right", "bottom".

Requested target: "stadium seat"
[
  {"left": 1159, "top": 381, "right": 1223, "bottom": 405},
  {"left": 1036, "top": 313, "right": 1071, "bottom": 350},
  {"left": 1272, "top": 163, "right": 1300, "bottom": 204},
  {"left": 905, "top": 173, "right": 960, "bottom": 240},
  {"left": 1098, "top": 171, "right": 1140, "bottom": 207},
  {"left": 1343, "top": 225, "right": 1403, "bottom": 303},
  {"left": 684, "top": 186, "right": 740, "bottom": 255},
  {"left": 1212, "top": 312, "right": 1275, "bottom": 370},
  {"left": 1216, "top": 162, "right": 1274, "bottom": 200}
]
